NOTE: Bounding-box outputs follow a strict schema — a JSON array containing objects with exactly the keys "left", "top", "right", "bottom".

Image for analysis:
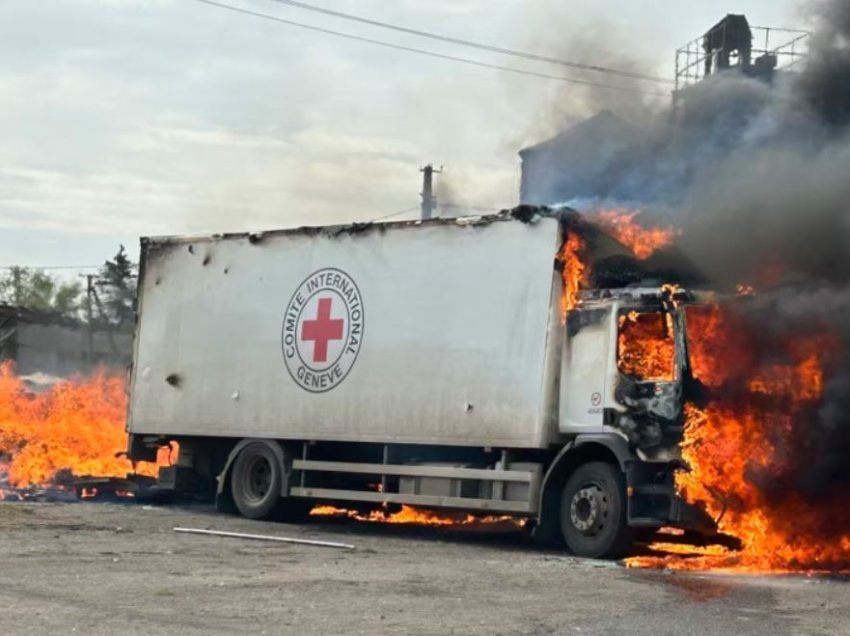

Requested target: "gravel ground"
[{"left": 0, "top": 502, "right": 847, "bottom": 636}]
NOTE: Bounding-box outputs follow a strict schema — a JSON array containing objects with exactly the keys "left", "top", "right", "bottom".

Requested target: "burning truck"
[
  {"left": 1, "top": 4, "right": 848, "bottom": 570},
  {"left": 125, "top": 206, "right": 730, "bottom": 558}
]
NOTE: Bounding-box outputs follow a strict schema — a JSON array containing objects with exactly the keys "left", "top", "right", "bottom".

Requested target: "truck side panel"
[{"left": 129, "top": 216, "right": 563, "bottom": 448}]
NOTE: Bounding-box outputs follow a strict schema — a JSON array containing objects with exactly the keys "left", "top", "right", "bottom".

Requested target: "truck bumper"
[{"left": 625, "top": 463, "right": 717, "bottom": 534}]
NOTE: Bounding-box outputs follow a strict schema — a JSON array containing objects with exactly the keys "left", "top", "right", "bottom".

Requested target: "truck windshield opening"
[{"left": 617, "top": 310, "right": 676, "bottom": 382}]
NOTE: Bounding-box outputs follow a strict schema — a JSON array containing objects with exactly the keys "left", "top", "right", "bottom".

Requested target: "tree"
[
  {"left": 95, "top": 245, "right": 137, "bottom": 329},
  {"left": 0, "top": 267, "right": 82, "bottom": 319}
]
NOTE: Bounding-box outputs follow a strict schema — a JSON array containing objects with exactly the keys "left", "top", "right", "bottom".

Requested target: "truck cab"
[
  {"left": 561, "top": 286, "right": 689, "bottom": 460},
  {"left": 536, "top": 285, "right": 715, "bottom": 557}
]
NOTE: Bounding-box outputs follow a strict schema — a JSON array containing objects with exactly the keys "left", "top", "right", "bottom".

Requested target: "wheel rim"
[
  {"left": 243, "top": 455, "right": 273, "bottom": 503},
  {"left": 569, "top": 483, "right": 609, "bottom": 536}
]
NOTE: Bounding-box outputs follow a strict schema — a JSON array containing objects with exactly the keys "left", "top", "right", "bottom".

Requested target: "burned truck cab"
[
  {"left": 560, "top": 286, "right": 689, "bottom": 448},
  {"left": 556, "top": 286, "right": 715, "bottom": 538}
]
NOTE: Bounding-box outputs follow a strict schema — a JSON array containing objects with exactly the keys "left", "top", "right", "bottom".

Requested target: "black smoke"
[
  {"left": 677, "top": 0, "right": 850, "bottom": 289},
  {"left": 684, "top": 1, "right": 850, "bottom": 549},
  {"left": 527, "top": 0, "right": 850, "bottom": 555},
  {"left": 797, "top": 0, "right": 850, "bottom": 126},
  {"left": 531, "top": 2, "right": 850, "bottom": 290}
]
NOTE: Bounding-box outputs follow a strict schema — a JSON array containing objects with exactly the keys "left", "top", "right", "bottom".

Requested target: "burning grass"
[{"left": 0, "top": 362, "right": 171, "bottom": 491}]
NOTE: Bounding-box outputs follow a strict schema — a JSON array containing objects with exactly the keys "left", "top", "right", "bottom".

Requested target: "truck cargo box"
[{"left": 128, "top": 212, "right": 565, "bottom": 449}]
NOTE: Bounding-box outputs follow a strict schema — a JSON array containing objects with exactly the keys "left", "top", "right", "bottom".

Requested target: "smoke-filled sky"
[{"left": 0, "top": 0, "right": 804, "bottom": 268}]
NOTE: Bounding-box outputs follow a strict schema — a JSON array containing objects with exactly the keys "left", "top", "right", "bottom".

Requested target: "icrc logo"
[{"left": 281, "top": 268, "right": 364, "bottom": 393}]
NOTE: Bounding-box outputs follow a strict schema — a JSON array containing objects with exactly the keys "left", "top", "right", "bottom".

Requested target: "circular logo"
[
  {"left": 591, "top": 392, "right": 602, "bottom": 407},
  {"left": 281, "top": 268, "right": 364, "bottom": 393}
]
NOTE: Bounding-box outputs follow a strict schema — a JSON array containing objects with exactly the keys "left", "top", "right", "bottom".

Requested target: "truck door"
[
  {"left": 612, "top": 306, "right": 684, "bottom": 457},
  {"left": 559, "top": 307, "right": 613, "bottom": 433}
]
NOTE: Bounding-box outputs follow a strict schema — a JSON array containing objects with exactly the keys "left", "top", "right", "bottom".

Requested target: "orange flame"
[
  {"left": 310, "top": 504, "right": 523, "bottom": 527},
  {"left": 0, "top": 362, "right": 171, "bottom": 489},
  {"left": 627, "top": 302, "right": 850, "bottom": 572},
  {"left": 559, "top": 233, "right": 588, "bottom": 318},
  {"left": 595, "top": 209, "right": 680, "bottom": 260},
  {"left": 617, "top": 310, "right": 676, "bottom": 381}
]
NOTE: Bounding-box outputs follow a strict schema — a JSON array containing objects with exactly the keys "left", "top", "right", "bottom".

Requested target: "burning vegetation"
[{"left": 0, "top": 362, "right": 171, "bottom": 499}]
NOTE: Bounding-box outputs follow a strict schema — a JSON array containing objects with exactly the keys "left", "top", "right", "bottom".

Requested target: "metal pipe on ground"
[{"left": 173, "top": 527, "right": 355, "bottom": 550}]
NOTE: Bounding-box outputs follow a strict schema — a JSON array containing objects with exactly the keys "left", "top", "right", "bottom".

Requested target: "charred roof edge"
[{"left": 140, "top": 206, "right": 577, "bottom": 247}]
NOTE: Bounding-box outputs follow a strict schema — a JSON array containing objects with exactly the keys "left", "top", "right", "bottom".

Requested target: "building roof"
[{"left": 519, "top": 110, "right": 641, "bottom": 159}]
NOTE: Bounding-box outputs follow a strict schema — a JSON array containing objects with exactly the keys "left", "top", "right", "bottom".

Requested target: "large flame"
[
  {"left": 594, "top": 209, "right": 679, "bottom": 260},
  {"left": 627, "top": 301, "right": 850, "bottom": 572},
  {"left": 0, "top": 362, "right": 170, "bottom": 490}
]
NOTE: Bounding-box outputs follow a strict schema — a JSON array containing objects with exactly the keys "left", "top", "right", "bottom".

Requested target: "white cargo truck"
[{"left": 127, "top": 208, "right": 715, "bottom": 557}]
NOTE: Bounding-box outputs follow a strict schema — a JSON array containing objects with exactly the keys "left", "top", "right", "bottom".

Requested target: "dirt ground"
[{"left": 0, "top": 502, "right": 847, "bottom": 636}]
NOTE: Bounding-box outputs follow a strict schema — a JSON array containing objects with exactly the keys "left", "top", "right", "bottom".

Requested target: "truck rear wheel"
[
  {"left": 231, "top": 442, "right": 282, "bottom": 520},
  {"left": 559, "top": 462, "right": 632, "bottom": 559}
]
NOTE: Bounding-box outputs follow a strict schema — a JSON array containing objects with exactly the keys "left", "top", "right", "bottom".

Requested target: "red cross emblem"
[
  {"left": 283, "top": 267, "right": 364, "bottom": 393},
  {"left": 300, "top": 297, "right": 345, "bottom": 363}
]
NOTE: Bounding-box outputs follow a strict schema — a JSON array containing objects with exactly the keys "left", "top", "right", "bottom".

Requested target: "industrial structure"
[
  {"left": 675, "top": 14, "right": 809, "bottom": 92},
  {"left": 519, "top": 14, "right": 810, "bottom": 207}
]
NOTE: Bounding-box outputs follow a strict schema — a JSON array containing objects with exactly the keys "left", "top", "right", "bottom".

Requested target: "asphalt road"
[{"left": 0, "top": 502, "right": 846, "bottom": 635}]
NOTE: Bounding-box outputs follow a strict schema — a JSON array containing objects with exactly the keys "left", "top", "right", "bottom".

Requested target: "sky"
[{"left": 0, "top": 0, "right": 806, "bottom": 270}]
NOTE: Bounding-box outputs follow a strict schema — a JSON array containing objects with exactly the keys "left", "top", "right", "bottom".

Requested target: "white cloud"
[{"left": 0, "top": 0, "right": 801, "bottom": 265}]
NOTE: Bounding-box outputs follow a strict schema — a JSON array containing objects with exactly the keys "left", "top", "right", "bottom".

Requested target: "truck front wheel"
[
  {"left": 559, "top": 462, "right": 632, "bottom": 559},
  {"left": 231, "top": 442, "right": 282, "bottom": 520}
]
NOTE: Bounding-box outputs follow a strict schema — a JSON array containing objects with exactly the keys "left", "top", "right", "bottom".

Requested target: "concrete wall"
[
  {"left": 0, "top": 309, "right": 133, "bottom": 377},
  {"left": 14, "top": 322, "right": 132, "bottom": 377}
]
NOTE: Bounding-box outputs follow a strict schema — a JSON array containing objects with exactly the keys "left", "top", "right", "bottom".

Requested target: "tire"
[
  {"left": 559, "top": 462, "right": 632, "bottom": 559},
  {"left": 231, "top": 442, "right": 282, "bottom": 520}
]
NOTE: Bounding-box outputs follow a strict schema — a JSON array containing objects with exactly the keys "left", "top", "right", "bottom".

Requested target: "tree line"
[{"left": 0, "top": 246, "right": 137, "bottom": 331}]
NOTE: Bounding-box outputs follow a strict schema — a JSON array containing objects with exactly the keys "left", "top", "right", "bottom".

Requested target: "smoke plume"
[
  {"left": 676, "top": 0, "right": 850, "bottom": 564},
  {"left": 677, "top": 1, "right": 850, "bottom": 288},
  {"left": 528, "top": 2, "right": 850, "bottom": 291},
  {"left": 524, "top": 0, "right": 850, "bottom": 566},
  {"left": 797, "top": 0, "right": 850, "bottom": 126}
]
